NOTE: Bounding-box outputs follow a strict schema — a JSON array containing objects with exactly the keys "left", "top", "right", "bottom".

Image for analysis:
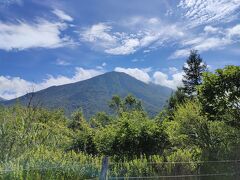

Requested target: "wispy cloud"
[
  {"left": 171, "top": 23, "right": 240, "bottom": 59},
  {"left": 204, "top": 26, "right": 220, "bottom": 34},
  {"left": 78, "top": 1, "right": 240, "bottom": 57},
  {"left": 105, "top": 38, "right": 140, "bottom": 55},
  {"left": 56, "top": 59, "right": 71, "bottom": 66},
  {"left": 178, "top": 0, "right": 240, "bottom": 27},
  {"left": 0, "top": 20, "right": 75, "bottom": 51},
  {"left": 79, "top": 17, "right": 185, "bottom": 55},
  {"left": 80, "top": 23, "right": 117, "bottom": 49},
  {"left": 96, "top": 62, "right": 107, "bottom": 70},
  {"left": 227, "top": 24, "right": 240, "bottom": 37},
  {"left": 52, "top": 9, "right": 73, "bottom": 22}
]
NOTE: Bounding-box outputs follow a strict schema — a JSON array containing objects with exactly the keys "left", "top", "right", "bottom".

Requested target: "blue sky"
[{"left": 0, "top": 0, "right": 240, "bottom": 99}]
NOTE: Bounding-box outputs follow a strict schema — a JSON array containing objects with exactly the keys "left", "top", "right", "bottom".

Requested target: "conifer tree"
[{"left": 182, "top": 50, "right": 206, "bottom": 97}]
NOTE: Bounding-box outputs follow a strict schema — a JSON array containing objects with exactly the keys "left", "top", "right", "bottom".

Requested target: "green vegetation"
[{"left": 0, "top": 53, "right": 240, "bottom": 179}]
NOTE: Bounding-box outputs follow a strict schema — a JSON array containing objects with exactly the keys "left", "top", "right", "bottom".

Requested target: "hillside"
[
  {"left": 0, "top": 97, "right": 5, "bottom": 102},
  {"left": 3, "top": 72, "right": 172, "bottom": 118}
]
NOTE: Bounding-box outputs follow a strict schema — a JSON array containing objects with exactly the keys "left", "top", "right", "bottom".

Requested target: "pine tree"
[{"left": 182, "top": 50, "right": 206, "bottom": 97}]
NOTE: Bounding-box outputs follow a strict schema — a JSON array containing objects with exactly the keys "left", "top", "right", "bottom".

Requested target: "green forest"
[{"left": 0, "top": 51, "right": 240, "bottom": 179}]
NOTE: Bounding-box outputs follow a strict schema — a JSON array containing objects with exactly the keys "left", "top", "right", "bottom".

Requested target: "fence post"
[
  {"left": 235, "top": 160, "right": 240, "bottom": 180},
  {"left": 100, "top": 156, "right": 109, "bottom": 180}
]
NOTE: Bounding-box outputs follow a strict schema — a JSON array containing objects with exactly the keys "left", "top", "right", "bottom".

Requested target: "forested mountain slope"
[{"left": 3, "top": 72, "right": 172, "bottom": 118}]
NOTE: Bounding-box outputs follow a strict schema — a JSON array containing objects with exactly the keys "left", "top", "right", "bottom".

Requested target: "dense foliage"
[
  {"left": 198, "top": 65, "right": 240, "bottom": 127},
  {"left": 0, "top": 63, "right": 239, "bottom": 179}
]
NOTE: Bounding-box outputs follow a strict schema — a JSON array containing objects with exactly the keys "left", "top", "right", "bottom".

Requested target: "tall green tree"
[
  {"left": 198, "top": 65, "right": 240, "bottom": 127},
  {"left": 182, "top": 50, "right": 207, "bottom": 97}
]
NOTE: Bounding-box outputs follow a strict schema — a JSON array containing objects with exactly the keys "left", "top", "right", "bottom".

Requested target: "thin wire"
[
  {"left": 1, "top": 159, "right": 239, "bottom": 172},
  {"left": 0, "top": 164, "right": 100, "bottom": 173},
  {"left": 108, "top": 159, "right": 240, "bottom": 165},
  {"left": 108, "top": 172, "right": 238, "bottom": 179},
  {"left": 1, "top": 160, "right": 239, "bottom": 176}
]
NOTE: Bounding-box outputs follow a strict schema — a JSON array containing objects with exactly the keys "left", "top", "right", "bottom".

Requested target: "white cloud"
[
  {"left": 52, "top": 9, "right": 73, "bottom": 22},
  {"left": 111, "top": 66, "right": 182, "bottom": 91},
  {"left": 227, "top": 24, "right": 240, "bottom": 37},
  {"left": 56, "top": 59, "right": 70, "bottom": 66},
  {"left": 80, "top": 17, "right": 185, "bottom": 55},
  {"left": 139, "top": 33, "right": 160, "bottom": 47},
  {"left": 114, "top": 67, "right": 151, "bottom": 83},
  {"left": 194, "top": 37, "right": 231, "bottom": 51},
  {"left": 80, "top": 23, "right": 117, "bottom": 48},
  {"left": 170, "top": 23, "right": 240, "bottom": 59},
  {"left": 169, "top": 67, "right": 179, "bottom": 74},
  {"left": 105, "top": 38, "right": 140, "bottom": 55},
  {"left": 178, "top": 0, "right": 240, "bottom": 27},
  {"left": 79, "top": 9, "right": 238, "bottom": 57},
  {"left": 153, "top": 70, "right": 184, "bottom": 90},
  {"left": 114, "top": 66, "right": 183, "bottom": 89},
  {"left": 143, "top": 49, "right": 151, "bottom": 53},
  {"left": 0, "top": 20, "right": 74, "bottom": 51},
  {"left": 131, "top": 58, "right": 144, "bottom": 62},
  {"left": 171, "top": 37, "right": 231, "bottom": 59},
  {"left": 0, "top": 76, "right": 35, "bottom": 100},
  {"left": 204, "top": 26, "right": 219, "bottom": 34},
  {"left": 170, "top": 49, "right": 190, "bottom": 59},
  {"left": 182, "top": 37, "right": 204, "bottom": 46},
  {"left": 96, "top": 62, "right": 107, "bottom": 70},
  {"left": 102, "top": 62, "right": 107, "bottom": 67},
  {"left": 0, "top": 68, "right": 103, "bottom": 100},
  {"left": 165, "top": 9, "right": 173, "bottom": 17}
]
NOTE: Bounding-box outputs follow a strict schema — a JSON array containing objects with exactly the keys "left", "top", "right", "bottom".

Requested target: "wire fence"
[
  {"left": 107, "top": 159, "right": 240, "bottom": 179},
  {"left": 0, "top": 159, "right": 240, "bottom": 179}
]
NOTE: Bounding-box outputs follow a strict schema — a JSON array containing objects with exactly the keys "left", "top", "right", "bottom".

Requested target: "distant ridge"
[
  {"left": 3, "top": 72, "right": 172, "bottom": 118},
  {"left": 0, "top": 97, "right": 5, "bottom": 102}
]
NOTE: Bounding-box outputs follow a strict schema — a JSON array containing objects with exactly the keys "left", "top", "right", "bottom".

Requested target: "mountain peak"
[
  {"left": 93, "top": 71, "right": 133, "bottom": 79},
  {"left": 2, "top": 71, "right": 172, "bottom": 118}
]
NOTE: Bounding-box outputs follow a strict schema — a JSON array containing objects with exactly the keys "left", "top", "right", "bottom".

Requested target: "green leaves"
[
  {"left": 0, "top": 105, "right": 72, "bottom": 163},
  {"left": 94, "top": 111, "right": 168, "bottom": 158},
  {"left": 165, "top": 100, "right": 240, "bottom": 160},
  {"left": 198, "top": 65, "right": 240, "bottom": 127}
]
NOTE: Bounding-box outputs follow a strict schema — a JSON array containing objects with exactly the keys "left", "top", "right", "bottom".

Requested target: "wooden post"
[
  {"left": 100, "top": 156, "right": 109, "bottom": 180},
  {"left": 235, "top": 160, "right": 240, "bottom": 180}
]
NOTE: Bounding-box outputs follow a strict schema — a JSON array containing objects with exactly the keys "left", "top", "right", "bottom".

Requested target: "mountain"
[
  {"left": 0, "top": 97, "right": 5, "bottom": 102},
  {"left": 3, "top": 72, "right": 173, "bottom": 118}
]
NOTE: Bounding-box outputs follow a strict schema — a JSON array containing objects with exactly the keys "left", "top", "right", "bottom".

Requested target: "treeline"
[{"left": 0, "top": 50, "right": 240, "bottom": 179}]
